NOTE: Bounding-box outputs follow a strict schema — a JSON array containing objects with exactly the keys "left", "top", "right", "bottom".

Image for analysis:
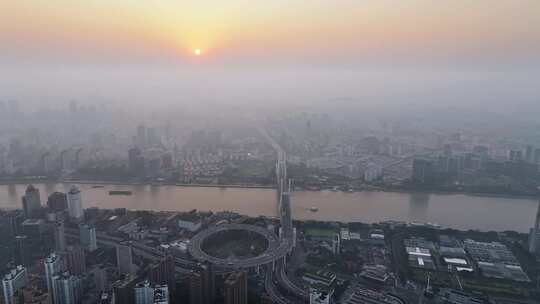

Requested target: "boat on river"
[{"left": 109, "top": 190, "right": 132, "bottom": 196}]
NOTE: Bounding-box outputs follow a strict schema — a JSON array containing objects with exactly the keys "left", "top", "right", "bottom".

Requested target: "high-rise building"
[
  {"left": 147, "top": 127, "right": 159, "bottom": 147},
  {"left": 2, "top": 266, "right": 28, "bottom": 304},
  {"left": 134, "top": 280, "right": 170, "bottom": 304},
  {"left": 92, "top": 265, "right": 108, "bottom": 294},
  {"left": 67, "top": 186, "right": 83, "bottom": 220},
  {"left": 309, "top": 288, "right": 332, "bottom": 304},
  {"left": 189, "top": 264, "right": 214, "bottom": 304},
  {"left": 174, "top": 275, "right": 190, "bottom": 304},
  {"left": 412, "top": 158, "right": 434, "bottom": 183},
  {"left": 525, "top": 145, "right": 534, "bottom": 162},
  {"left": 47, "top": 192, "right": 68, "bottom": 212},
  {"left": 54, "top": 221, "right": 67, "bottom": 252},
  {"left": 128, "top": 147, "right": 145, "bottom": 173},
  {"left": 112, "top": 274, "right": 138, "bottom": 304},
  {"left": 22, "top": 219, "right": 45, "bottom": 239},
  {"left": 509, "top": 149, "right": 523, "bottom": 162},
  {"left": 44, "top": 253, "right": 64, "bottom": 303},
  {"left": 161, "top": 153, "right": 173, "bottom": 169},
  {"left": 148, "top": 255, "right": 175, "bottom": 295},
  {"left": 260, "top": 294, "right": 273, "bottom": 304},
  {"left": 332, "top": 233, "right": 341, "bottom": 255},
  {"left": 98, "top": 291, "right": 114, "bottom": 304},
  {"left": 223, "top": 271, "right": 247, "bottom": 304},
  {"left": 62, "top": 246, "right": 86, "bottom": 276},
  {"left": 153, "top": 285, "right": 169, "bottom": 304},
  {"left": 79, "top": 224, "right": 97, "bottom": 252},
  {"left": 534, "top": 148, "right": 540, "bottom": 164},
  {"left": 116, "top": 241, "right": 134, "bottom": 275},
  {"left": 135, "top": 281, "right": 154, "bottom": 304},
  {"left": 51, "top": 273, "right": 82, "bottom": 304},
  {"left": 74, "top": 148, "right": 85, "bottom": 169},
  {"left": 136, "top": 125, "right": 147, "bottom": 148},
  {"left": 529, "top": 201, "right": 540, "bottom": 255},
  {"left": 14, "top": 235, "right": 28, "bottom": 266},
  {"left": 60, "top": 149, "right": 73, "bottom": 172},
  {"left": 41, "top": 152, "right": 53, "bottom": 175},
  {"left": 22, "top": 185, "right": 41, "bottom": 218},
  {"left": 5, "top": 211, "right": 24, "bottom": 237}
]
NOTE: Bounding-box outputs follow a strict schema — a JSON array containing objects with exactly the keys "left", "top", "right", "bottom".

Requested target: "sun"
[{"left": 194, "top": 49, "right": 201, "bottom": 56}]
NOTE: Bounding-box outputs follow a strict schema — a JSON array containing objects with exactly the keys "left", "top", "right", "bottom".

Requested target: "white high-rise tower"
[
  {"left": 67, "top": 186, "right": 83, "bottom": 220},
  {"left": 79, "top": 224, "right": 97, "bottom": 252},
  {"left": 2, "top": 266, "right": 28, "bottom": 304},
  {"left": 44, "top": 253, "right": 64, "bottom": 303}
]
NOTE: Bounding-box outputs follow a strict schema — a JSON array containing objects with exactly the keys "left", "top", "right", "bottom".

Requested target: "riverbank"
[
  {"left": 64, "top": 180, "right": 275, "bottom": 189},
  {"left": 0, "top": 178, "right": 538, "bottom": 200},
  {"left": 370, "top": 187, "right": 540, "bottom": 200},
  {"left": 0, "top": 179, "right": 274, "bottom": 189}
]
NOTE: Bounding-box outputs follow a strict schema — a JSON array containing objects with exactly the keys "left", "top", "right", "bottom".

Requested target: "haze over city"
[{"left": 1, "top": 1, "right": 540, "bottom": 304}]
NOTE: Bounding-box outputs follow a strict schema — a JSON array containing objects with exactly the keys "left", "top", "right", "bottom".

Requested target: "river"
[{"left": 0, "top": 183, "right": 537, "bottom": 233}]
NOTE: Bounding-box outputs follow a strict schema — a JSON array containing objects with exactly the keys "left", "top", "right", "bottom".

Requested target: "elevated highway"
[
  {"left": 258, "top": 125, "right": 309, "bottom": 303},
  {"left": 65, "top": 229, "right": 195, "bottom": 274},
  {"left": 188, "top": 223, "right": 291, "bottom": 269}
]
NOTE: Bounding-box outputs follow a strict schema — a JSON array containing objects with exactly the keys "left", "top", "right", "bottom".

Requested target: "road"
[
  {"left": 265, "top": 267, "right": 293, "bottom": 304},
  {"left": 276, "top": 259, "right": 309, "bottom": 300},
  {"left": 65, "top": 229, "right": 195, "bottom": 274},
  {"left": 188, "top": 223, "right": 290, "bottom": 268}
]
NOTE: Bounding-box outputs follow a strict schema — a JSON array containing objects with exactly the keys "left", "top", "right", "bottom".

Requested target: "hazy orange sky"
[
  {"left": 1, "top": 0, "right": 540, "bottom": 64},
  {"left": 1, "top": 1, "right": 539, "bottom": 113}
]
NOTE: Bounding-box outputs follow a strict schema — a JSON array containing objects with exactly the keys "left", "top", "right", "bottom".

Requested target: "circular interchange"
[
  {"left": 201, "top": 229, "right": 269, "bottom": 259},
  {"left": 188, "top": 224, "right": 291, "bottom": 268}
]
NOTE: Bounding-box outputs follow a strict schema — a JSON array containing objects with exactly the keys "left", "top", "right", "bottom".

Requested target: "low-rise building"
[
  {"left": 437, "top": 288, "right": 484, "bottom": 304},
  {"left": 369, "top": 230, "right": 385, "bottom": 246},
  {"left": 406, "top": 246, "right": 435, "bottom": 270},
  {"left": 176, "top": 213, "right": 202, "bottom": 232},
  {"left": 343, "top": 287, "right": 404, "bottom": 304},
  {"left": 464, "top": 239, "right": 529, "bottom": 282},
  {"left": 438, "top": 241, "right": 472, "bottom": 272},
  {"left": 360, "top": 265, "right": 389, "bottom": 284},
  {"left": 302, "top": 270, "right": 336, "bottom": 289},
  {"left": 404, "top": 238, "right": 436, "bottom": 270}
]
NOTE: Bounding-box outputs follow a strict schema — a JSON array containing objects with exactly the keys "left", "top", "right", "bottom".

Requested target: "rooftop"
[
  {"left": 176, "top": 212, "right": 202, "bottom": 223},
  {"left": 22, "top": 218, "right": 44, "bottom": 225},
  {"left": 438, "top": 289, "right": 484, "bottom": 304},
  {"left": 344, "top": 287, "right": 405, "bottom": 304},
  {"left": 3, "top": 265, "right": 26, "bottom": 281}
]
